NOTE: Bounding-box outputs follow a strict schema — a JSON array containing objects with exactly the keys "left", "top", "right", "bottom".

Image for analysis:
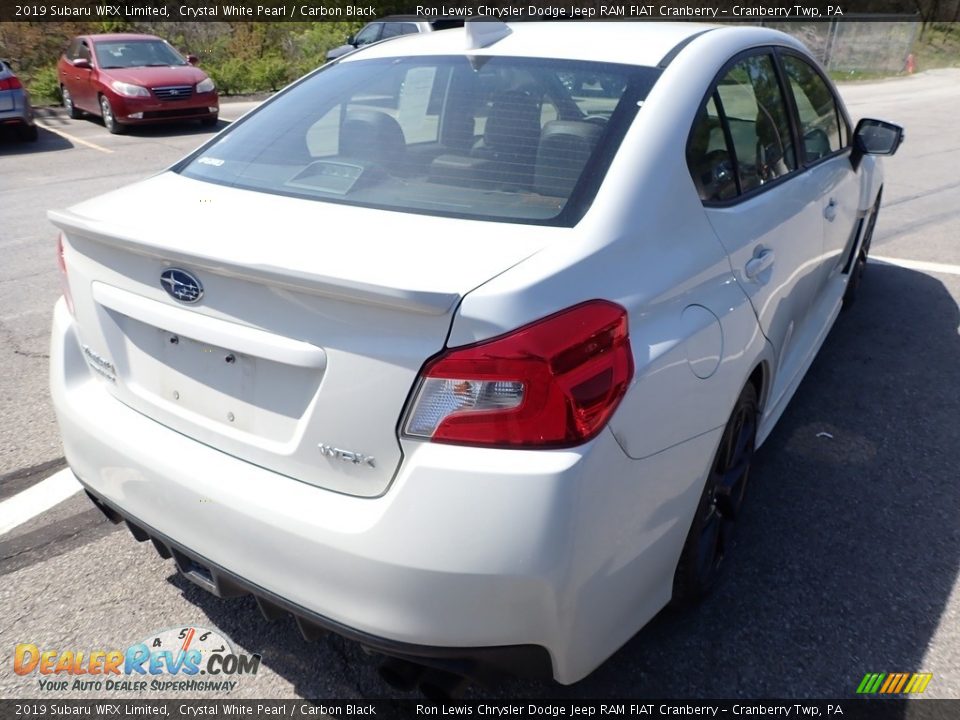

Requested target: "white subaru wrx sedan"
[{"left": 49, "top": 22, "right": 902, "bottom": 690}]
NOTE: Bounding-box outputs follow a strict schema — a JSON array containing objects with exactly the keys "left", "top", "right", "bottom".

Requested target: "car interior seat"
[
  {"left": 430, "top": 89, "right": 542, "bottom": 190},
  {"left": 339, "top": 109, "right": 408, "bottom": 174},
  {"left": 533, "top": 120, "right": 604, "bottom": 198}
]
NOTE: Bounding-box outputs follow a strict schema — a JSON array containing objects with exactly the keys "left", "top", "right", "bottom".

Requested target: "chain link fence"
[{"left": 762, "top": 20, "right": 921, "bottom": 74}]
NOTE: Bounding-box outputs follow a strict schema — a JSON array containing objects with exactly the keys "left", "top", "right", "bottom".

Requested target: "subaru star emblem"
[{"left": 160, "top": 268, "right": 203, "bottom": 303}]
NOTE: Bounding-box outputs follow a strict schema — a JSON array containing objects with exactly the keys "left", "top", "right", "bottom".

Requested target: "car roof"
[
  {"left": 342, "top": 22, "right": 795, "bottom": 68},
  {"left": 84, "top": 34, "right": 164, "bottom": 43}
]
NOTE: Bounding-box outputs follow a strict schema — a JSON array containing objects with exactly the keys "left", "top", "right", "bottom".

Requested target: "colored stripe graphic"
[
  {"left": 858, "top": 672, "right": 932, "bottom": 694},
  {"left": 856, "top": 673, "right": 885, "bottom": 694},
  {"left": 879, "top": 674, "right": 897, "bottom": 693},
  {"left": 914, "top": 673, "right": 933, "bottom": 693}
]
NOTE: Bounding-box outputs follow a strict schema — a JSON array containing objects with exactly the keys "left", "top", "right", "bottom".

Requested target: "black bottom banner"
[{"left": 2, "top": 700, "right": 958, "bottom": 720}]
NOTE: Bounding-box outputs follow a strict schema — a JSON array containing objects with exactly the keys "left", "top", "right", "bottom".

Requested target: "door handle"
[
  {"left": 745, "top": 249, "right": 775, "bottom": 280},
  {"left": 824, "top": 198, "right": 838, "bottom": 221}
]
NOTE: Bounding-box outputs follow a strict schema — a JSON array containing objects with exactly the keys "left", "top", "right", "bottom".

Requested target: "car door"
[
  {"left": 779, "top": 51, "right": 862, "bottom": 301},
  {"left": 60, "top": 40, "right": 80, "bottom": 106},
  {"left": 72, "top": 39, "right": 96, "bottom": 111},
  {"left": 688, "top": 50, "right": 825, "bottom": 405}
]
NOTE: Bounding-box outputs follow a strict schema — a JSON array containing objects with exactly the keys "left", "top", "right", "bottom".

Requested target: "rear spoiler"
[{"left": 49, "top": 208, "right": 460, "bottom": 317}]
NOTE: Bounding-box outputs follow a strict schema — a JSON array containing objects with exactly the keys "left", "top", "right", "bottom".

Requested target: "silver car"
[
  {"left": 0, "top": 60, "right": 37, "bottom": 142},
  {"left": 325, "top": 17, "right": 465, "bottom": 61}
]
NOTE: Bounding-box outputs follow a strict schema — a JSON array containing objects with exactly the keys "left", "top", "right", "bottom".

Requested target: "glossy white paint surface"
[{"left": 49, "top": 22, "right": 887, "bottom": 683}]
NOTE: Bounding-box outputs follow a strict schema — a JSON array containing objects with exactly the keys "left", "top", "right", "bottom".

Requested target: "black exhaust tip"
[{"left": 378, "top": 658, "right": 427, "bottom": 692}]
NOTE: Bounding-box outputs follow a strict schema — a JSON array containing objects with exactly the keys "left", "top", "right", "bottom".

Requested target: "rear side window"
[
  {"left": 781, "top": 55, "right": 844, "bottom": 162},
  {"left": 687, "top": 95, "right": 737, "bottom": 202},
  {"left": 179, "top": 56, "right": 658, "bottom": 226},
  {"left": 353, "top": 24, "right": 382, "bottom": 46},
  {"left": 687, "top": 51, "right": 799, "bottom": 202},
  {"left": 715, "top": 54, "right": 796, "bottom": 194},
  {"left": 383, "top": 23, "right": 419, "bottom": 38}
]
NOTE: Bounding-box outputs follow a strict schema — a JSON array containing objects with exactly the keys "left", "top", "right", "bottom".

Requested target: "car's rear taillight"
[
  {"left": 403, "top": 300, "right": 633, "bottom": 448},
  {"left": 57, "top": 234, "right": 74, "bottom": 315},
  {"left": 0, "top": 76, "right": 23, "bottom": 91}
]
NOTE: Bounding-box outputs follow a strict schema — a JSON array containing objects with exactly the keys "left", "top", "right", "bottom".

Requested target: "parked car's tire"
[
  {"left": 18, "top": 123, "right": 38, "bottom": 142},
  {"left": 200, "top": 115, "right": 218, "bottom": 128},
  {"left": 100, "top": 95, "right": 126, "bottom": 134},
  {"left": 61, "top": 85, "right": 81, "bottom": 119},
  {"left": 843, "top": 188, "right": 882, "bottom": 309},
  {"left": 673, "top": 382, "right": 758, "bottom": 605}
]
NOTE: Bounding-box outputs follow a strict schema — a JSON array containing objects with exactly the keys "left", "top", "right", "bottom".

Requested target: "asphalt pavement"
[{"left": 1, "top": 71, "right": 958, "bottom": 704}]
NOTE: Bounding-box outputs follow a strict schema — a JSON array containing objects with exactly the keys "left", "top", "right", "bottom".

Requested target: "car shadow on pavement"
[
  {"left": 166, "top": 263, "right": 960, "bottom": 706},
  {"left": 119, "top": 119, "right": 230, "bottom": 138},
  {"left": 0, "top": 126, "right": 73, "bottom": 154}
]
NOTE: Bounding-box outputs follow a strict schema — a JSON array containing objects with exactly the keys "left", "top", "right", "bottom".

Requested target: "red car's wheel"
[
  {"left": 99, "top": 94, "right": 126, "bottom": 135},
  {"left": 61, "top": 85, "right": 81, "bottom": 119}
]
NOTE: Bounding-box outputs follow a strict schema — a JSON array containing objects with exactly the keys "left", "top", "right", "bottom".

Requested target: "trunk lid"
[{"left": 51, "top": 172, "right": 548, "bottom": 496}]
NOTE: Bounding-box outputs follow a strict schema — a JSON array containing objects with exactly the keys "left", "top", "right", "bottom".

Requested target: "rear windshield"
[{"left": 178, "top": 56, "right": 659, "bottom": 226}]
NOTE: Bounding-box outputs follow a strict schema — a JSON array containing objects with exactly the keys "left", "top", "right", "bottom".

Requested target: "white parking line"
[
  {"left": 870, "top": 256, "right": 960, "bottom": 277},
  {"left": 0, "top": 468, "right": 82, "bottom": 536},
  {"left": 35, "top": 122, "right": 114, "bottom": 154}
]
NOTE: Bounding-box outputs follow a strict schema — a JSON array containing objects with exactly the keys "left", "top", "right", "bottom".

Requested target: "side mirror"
[
  {"left": 346, "top": 35, "right": 356, "bottom": 46},
  {"left": 72, "top": 58, "right": 91, "bottom": 70},
  {"left": 854, "top": 118, "right": 904, "bottom": 156},
  {"left": 187, "top": 54, "right": 199, "bottom": 66}
]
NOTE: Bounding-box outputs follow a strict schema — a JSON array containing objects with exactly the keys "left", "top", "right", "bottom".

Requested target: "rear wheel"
[
  {"left": 99, "top": 95, "right": 125, "bottom": 135},
  {"left": 843, "top": 188, "right": 882, "bottom": 309},
  {"left": 673, "top": 382, "right": 758, "bottom": 604},
  {"left": 62, "top": 85, "right": 81, "bottom": 119}
]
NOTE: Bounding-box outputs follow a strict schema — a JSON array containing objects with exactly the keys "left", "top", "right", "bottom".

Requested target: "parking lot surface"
[{"left": 1, "top": 71, "right": 959, "bottom": 702}]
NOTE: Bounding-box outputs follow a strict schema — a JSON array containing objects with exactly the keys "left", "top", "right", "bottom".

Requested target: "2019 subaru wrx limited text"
[{"left": 49, "top": 22, "right": 902, "bottom": 689}]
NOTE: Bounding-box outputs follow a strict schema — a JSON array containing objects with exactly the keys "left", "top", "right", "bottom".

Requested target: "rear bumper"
[
  {"left": 81, "top": 483, "right": 551, "bottom": 681},
  {"left": 50, "top": 297, "right": 719, "bottom": 684},
  {"left": 0, "top": 90, "right": 34, "bottom": 126}
]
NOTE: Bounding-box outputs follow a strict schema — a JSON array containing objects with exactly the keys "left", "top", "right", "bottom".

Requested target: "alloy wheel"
[{"left": 100, "top": 96, "right": 124, "bottom": 134}]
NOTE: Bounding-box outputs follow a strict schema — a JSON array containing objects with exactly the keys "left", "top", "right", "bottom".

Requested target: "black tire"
[
  {"left": 200, "top": 114, "right": 218, "bottom": 128},
  {"left": 61, "top": 85, "right": 81, "bottom": 119},
  {"left": 18, "top": 123, "right": 38, "bottom": 142},
  {"left": 99, "top": 94, "right": 126, "bottom": 135},
  {"left": 843, "top": 188, "right": 882, "bottom": 309},
  {"left": 673, "top": 382, "right": 758, "bottom": 605}
]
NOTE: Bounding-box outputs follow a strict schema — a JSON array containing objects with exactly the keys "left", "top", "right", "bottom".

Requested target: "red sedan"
[{"left": 57, "top": 33, "right": 219, "bottom": 134}]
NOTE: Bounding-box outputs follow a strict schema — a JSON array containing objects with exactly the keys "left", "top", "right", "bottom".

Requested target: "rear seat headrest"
[{"left": 534, "top": 120, "right": 605, "bottom": 197}]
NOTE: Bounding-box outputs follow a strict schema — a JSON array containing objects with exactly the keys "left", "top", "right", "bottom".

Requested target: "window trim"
[
  {"left": 774, "top": 47, "right": 853, "bottom": 171},
  {"left": 687, "top": 46, "right": 803, "bottom": 209}
]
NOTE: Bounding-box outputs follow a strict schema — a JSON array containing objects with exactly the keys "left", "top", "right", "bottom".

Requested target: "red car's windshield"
[{"left": 95, "top": 40, "right": 187, "bottom": 69}]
